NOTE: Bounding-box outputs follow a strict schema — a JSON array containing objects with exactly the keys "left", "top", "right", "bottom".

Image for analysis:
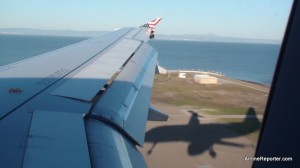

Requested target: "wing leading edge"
[{"left": 0, "top": 18, "right": 164, "bottom": 168}]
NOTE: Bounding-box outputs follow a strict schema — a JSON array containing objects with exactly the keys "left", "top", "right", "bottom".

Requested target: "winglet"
[{"left": 140, "top": 17, "right": 162, "bottom": 39}]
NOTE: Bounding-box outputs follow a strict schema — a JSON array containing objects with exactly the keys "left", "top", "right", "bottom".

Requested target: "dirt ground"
[{"left": 139, "top": 74, "right": 269, "bottom": 168}]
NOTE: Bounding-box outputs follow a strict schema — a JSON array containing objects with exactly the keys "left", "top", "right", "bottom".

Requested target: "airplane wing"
[{"left": 0, "top": 18, "right": 165, "bottom": 168}]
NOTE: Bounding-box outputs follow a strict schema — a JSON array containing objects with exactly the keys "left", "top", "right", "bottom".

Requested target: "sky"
[{"left": 0, "top": 0, "right": 293, "bottom": 40}]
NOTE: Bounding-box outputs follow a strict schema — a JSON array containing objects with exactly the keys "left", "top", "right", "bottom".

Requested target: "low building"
[
  {"left": 178, "top": 73, "right": 186, "bottom": 78},
  {"left": 194, "top": 74, "right": 218, "bottom": 84}
]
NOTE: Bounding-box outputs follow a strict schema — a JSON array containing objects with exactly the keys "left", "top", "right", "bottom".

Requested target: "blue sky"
[{"left": 0, "top": 0, "right": 293, "bottom": 40}]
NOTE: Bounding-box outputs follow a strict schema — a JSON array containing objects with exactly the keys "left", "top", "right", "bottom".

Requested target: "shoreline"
[{"left": 157, "top": 65, "right": 270, "bottom": 93}]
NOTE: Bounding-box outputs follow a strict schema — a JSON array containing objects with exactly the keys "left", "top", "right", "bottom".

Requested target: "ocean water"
[
  {"left": 149, "top": 40, "right": 280, "bottom": 85},
  {"left": 0, "top": 34, "right": 89, "bottom": 66},
  {"left": 0, "top": 35, "right": 280, "bottom": 85}
]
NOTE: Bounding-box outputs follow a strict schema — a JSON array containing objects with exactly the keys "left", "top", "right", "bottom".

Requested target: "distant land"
[
  {"left": 0, "top": 28, "right": 280, "bottom": 44},
  {"left": 156, "top": 34, "right": 281, "bottom": 44}
]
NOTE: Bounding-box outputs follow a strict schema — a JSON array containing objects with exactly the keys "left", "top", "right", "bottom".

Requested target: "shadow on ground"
[{"left": 145, "top": 107, "right": 261, "bottom": 158}]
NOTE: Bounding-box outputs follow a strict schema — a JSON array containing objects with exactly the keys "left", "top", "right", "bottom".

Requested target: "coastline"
[{"left": 157, "top": 65, "right": 270, "bottom": 93}]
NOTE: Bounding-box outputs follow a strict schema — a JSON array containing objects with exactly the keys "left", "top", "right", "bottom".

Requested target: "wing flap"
[
  {"left": 85, "top": 119, "right": 147, "bottom": 168},
  {"left": 90, "top": 43, "right": 157, "bottom": 145},
  {"left": 23, "top": 111, "right": 90, "bottom": 168},
  {"left": 50, "top": 39, "right": 141, "bottom": 101},
  {"left": 148, "top": 105, "right": 169, "bottom": 121}
]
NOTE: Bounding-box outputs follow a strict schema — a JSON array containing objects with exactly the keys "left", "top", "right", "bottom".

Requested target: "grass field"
[
  {"left": 152, "top": 74, "right": 268, "bottom": 115},
  {"left": 151, "top": 73, "right": 268, "bottom": 142}
]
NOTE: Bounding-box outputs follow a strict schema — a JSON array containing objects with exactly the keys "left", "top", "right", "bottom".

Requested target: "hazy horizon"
[
  {"left": 0, "top": 27, "right": 281, "bottom": 44},
  {"left": 0, "top": 1, "right": 293, "bottom": 41}
]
